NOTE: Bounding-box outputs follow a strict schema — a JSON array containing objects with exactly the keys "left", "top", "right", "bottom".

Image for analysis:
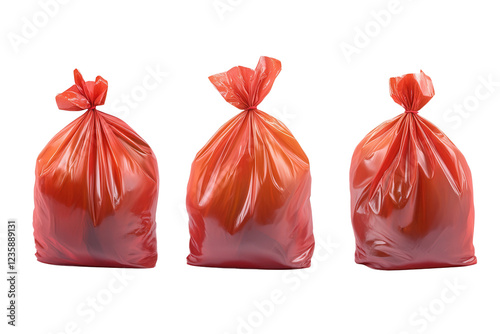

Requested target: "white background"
[{"left": 1, "top": 1, "right": 499, "bottom": 333}]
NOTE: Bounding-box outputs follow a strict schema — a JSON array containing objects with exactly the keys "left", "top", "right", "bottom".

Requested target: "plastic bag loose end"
[
  {"left": 33, "top": 69, "right": 159, "bottom": 268},
  {"left": 349, "top": 71, "right": 476, "bottom": 270},
  {"left": 186, "top": 56, "right": 315, "bottom": 269}
]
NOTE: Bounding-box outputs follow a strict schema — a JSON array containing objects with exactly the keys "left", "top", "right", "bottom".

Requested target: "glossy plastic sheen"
[
  {"left": 186, "top": 56, "right": 315, "bottom": 269},
  {"left": 350, "top": 71, "right": 476, "bottom": 270},
  {"left": 33, "top": 70, "right": 159, "bottom": 268}
]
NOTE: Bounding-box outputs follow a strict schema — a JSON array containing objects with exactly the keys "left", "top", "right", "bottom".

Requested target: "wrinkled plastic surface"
[
  {"left": 350, "top": 71, "right": 476, "bottom": 270},
  {"left": 33, "top": 70, "right": 159, "bottom": 268},
  {"left": 186, "top": 56, "right": 315, "bottom": 269}
]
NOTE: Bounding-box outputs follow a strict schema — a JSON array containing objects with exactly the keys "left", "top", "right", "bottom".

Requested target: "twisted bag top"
[
  {"left": 33, "top": 70, "right": 159, "bottom": 268},
  {"left": 186, "top": 56, "right": 315, "bottom": 269},
  {"left": 350, "top": 71, "right": 476, "bottom": 270}
]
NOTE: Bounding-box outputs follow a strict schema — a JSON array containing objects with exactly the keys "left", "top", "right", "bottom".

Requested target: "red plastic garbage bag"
[
  {"left": 186, "top": 56, "right": 315, "bottom": 269},
  {"left": 33, "top": 69, "right": 159, "bottom": 268},
  {"left": 350, "top": 71, "right": 476, "bottom": 270}
]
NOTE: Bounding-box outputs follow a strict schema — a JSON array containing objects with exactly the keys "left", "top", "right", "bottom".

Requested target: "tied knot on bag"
[
  {"left": 55, "top": 69, "right": 108, "bottom": 112},
  {"left": 208, "top": 56, "right": 282, "bottom": 112},
  {"left": 389, "top": 70, "right": 435, "bottom": 114}
]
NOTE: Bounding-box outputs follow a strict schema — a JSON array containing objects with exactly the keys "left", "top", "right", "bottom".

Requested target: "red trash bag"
[
  {"left": 186, "top": 56, "right": 315, "bottom": 269},
  {"left": 350, "top": 71, "right": 476, "bottom": 270},
  {"left": 33, "top": 69, "right": 159, "bottom": 268}
]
